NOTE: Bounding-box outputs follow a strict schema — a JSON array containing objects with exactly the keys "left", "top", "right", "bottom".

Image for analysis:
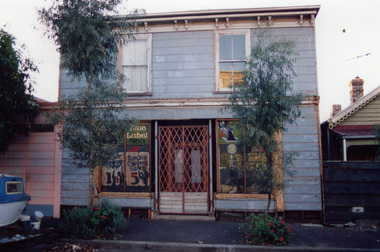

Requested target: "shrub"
[
  {"left": 241, "top": 213, "right": 291, "bottom": 246},
  {"left": 59, "top": 200, "right": 128, "bottom": 240},
  {"left": 90, "top": 200, "right": 128, "bottom": 239},
  {"left": 58, "top": 207, "right": 96, "bottom": 240}
]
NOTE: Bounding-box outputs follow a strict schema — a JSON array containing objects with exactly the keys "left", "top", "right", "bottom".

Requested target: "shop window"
[
  {"left": 101, "top": 122, "right": 151, "bottom": 193},
  {"left": 120, "top": 34, "right": 152, "bottom": 95},
  {"left": 215, "top": 30, "right": 250, "bottom": 91},
  {"left": 217, "top": 120, "right": 267, "bottom": 194}
]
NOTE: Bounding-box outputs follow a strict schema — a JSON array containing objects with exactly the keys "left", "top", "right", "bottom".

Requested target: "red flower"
[
  {"left": 271, "top": 229, "right": 274, "bottom": 232},
  {"left": 289, "top": 230, "right": 292, "bottom": 232},
  {"left": 94, "top": 207, "right": 98, "bottom": 211},
  {"left": 280, "top": 238, "right": 284, "bottom": 242},
  {"left": 287, "top": 226, "right": 290, "bottom": 229},
  {"left": 269, "top": 222, "right": 273, "bottom": 226},
  {"left": 281, "top": 220, "right": 285, "bottom": 224},
  {"left": 102, "top": 215, "right": 105, "bottom": 219}
]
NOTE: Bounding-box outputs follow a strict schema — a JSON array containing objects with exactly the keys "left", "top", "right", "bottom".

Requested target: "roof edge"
[
  {"left": 328, "top": 85, "right": 380, "bottom": 129},
  {"left": 141, "top": 5, "right": 321, "bottom": 18}
]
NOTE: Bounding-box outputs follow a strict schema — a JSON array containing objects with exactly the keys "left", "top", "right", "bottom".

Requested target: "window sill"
[
  {"left": 100, "top": 192, "right": 153, "bottom": 198},
  {"left": 214, "top": 193, "right": 270, "bottom": 200},
  {"left": 213, "top": 90, "right": 232, "bottom": 94},
  {"left": 125, "top": 92, "right": 153, "bottom": 97}
]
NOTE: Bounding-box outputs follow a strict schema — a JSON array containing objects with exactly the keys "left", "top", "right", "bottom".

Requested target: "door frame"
[{"left": 154, "top": 120, "right": 213, "bottom": 215}]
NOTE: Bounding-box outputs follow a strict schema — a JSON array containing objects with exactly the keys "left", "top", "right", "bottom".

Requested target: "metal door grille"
[{"left": 158, "top": 126, "right": 209, "bottom": 214}]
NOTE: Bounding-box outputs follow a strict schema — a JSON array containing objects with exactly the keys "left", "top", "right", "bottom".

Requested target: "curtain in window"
[{"left": 122, "top": 39, "right": 148, "bottom": 92}]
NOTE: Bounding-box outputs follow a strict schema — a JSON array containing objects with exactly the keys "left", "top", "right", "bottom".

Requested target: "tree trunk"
[
  {"left": 89, "top": 169, "right": 99, "bottom": 205},
  {"left": 265, "top": 192, "right": 271, "bottom": 217}
]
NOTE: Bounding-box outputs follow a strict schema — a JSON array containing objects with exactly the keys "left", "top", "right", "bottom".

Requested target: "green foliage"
[
  {"left": 58, "top": 207, "right": 97, "bottom": 240},
  {"left": 91, "top": 200, "right": 128, "bottom": 239},
  {"left": 38, "top": 0, "right": 143, "bottom": 86},
  {"left": 241, "top": 213, "right": 291, "bottom": 246},
  {"left": 46, "top": 83, "right": 131, "bottom": 170},
  {"left": 224, "top": 31, "right": 302, "bottom": 215},
  {"left": 0, "top": 28, "right": 40, "bottom": 153},
  {"left": 59, "top": 200, "right": 127, "bottom": 240},
  {"left": 39, "top": 1, "right": 143, "bottom": 199}
]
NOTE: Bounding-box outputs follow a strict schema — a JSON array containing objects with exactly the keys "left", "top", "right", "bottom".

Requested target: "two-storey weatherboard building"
[{"left": 59, "top": 6, "right": 322, "bottom": 220}]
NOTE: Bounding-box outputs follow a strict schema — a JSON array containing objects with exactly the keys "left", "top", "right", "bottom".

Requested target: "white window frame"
[
  {"left": 119, "top": 34, "right": 152, "bottom": 95},
  {"left": 214, "top": 29, "right": 251, "bottom": 92}
]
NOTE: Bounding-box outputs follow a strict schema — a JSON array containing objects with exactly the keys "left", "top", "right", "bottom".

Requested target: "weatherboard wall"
[
  {"left": 58, "top": 24, "right": 321, "bottom": 212},
  {"left": 282, "top": 105, "right": 322, "bottom": 211},
  {"left": 338, "top": 96, "right": 380, "bottom": 126},
  {"left": 0, "top": 117, "right": 62, "bottom": 217},
  {"left": 59, "top": 27, "right": 317, "bottom": 100}
]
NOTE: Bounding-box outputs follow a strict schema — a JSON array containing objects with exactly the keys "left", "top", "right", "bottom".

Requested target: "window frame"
[
  {"left": 6, "top": 181, "right": 23, "bottom": 195},
  {"left": 214, "top": 29, "right": 251, "bottom": 92},
  {"left": 119, "top": 34, "right": 152, "bottom": 96}
]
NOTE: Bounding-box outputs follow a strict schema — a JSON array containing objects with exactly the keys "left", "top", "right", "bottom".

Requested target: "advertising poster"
[
  {"left": 101, "top": 145, "right": 125, "bottom": 192},
  {"left": 101, "top": 122, "right": 151, "bottom": 193},
  {"left": 125, "top": 123, "right": 150, "bottom": 192}
]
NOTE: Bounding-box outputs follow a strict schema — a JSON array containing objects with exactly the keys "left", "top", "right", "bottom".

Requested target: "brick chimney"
[
  {"left": 349, "top": 77, "right": 364, "bottom": 104},
  {"left": 331, "top": 104, "right": 341, "bottom": 117}
]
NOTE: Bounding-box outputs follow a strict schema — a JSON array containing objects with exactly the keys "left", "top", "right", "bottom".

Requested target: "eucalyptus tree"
[
  {"left": 224, "top": 32, "right": 303, "bottom": 216},
  {"left": 39, "top": 0, "right": 142, "bottom": 201},
  {"left": 0, "top": 29, "right": 39, "bottom": 153}
]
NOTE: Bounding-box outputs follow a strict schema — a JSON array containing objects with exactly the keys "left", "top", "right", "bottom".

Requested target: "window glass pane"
[
  {"left": 218, "top": 121, "right": 244, "bottom": 193},
  {"left": 191, "top": 150, "right": 201, "bottom": 183},
  {"left": 123, "top": 66, "right": 147, "bottom": 92},
  {"left": 219, "top": 63, "right": 233, "bottom": 89},
  {"left": 232, "top": 62, "right": 246, "bottom": 85},
  {"left": 233, "top": 62, "right": 246, "bottom": 71},
  {"left": 6, "top": 182, "right": 22, "bottom": 194},
  {"left": 101, "top": 147, "right": 125, "bottom": 192},
  {"left": 122, "top": 39, "right": 147, "bottom": 65},
  {"left": 233, "top": 35, "right": 246, "bottom": 60},
  {"left": 175, "top": 149, "right": 183, "bottom": 183},
  {"left": 101, "top": 123, "right": 151, "bottom": 193},
  {"left": 219, "top": 35, "right": 232, "bottom": 60},
  {"left": 246, "top": 149, "right": 267, "bottom": 194},
  {"left": 217, "top": 120, "right": 268, "bottom": 194}
]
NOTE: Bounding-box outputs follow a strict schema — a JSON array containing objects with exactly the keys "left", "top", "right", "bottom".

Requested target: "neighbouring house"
[
  {"left": 0, "top": 98, "right": 62, "bottom": 218},
  {"left": 321, "top": 77, "right": 380, "bottom": 223},
  {"left": 321, "top": 77, "right": 380, "bottom": 161},
  {"left": 59, "top": 6, "right": 322, "bottom": 221}
]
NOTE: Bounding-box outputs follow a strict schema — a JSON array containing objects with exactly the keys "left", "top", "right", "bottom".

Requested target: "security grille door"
[{"left": 158, "top": 126, "right": 209, "bottom": 214}]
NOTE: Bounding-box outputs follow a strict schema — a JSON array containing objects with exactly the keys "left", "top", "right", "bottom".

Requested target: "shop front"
[{"left": 98, "top": 118, "right": 276, "bottom": 219}]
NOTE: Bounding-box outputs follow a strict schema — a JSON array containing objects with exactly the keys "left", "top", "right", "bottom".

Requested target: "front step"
[{"left": 153, "top": 213, "right": 215, "bottom": 221}]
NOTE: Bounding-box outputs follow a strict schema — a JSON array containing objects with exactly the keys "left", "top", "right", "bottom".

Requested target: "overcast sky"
[{"left": 1, "top": 0, "right": 379, "bottom": 121}]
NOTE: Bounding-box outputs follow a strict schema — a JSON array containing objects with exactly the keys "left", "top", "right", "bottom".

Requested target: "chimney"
[
  {"left": 331, "top": 104, "right": 341, "bottom": 117},
  {"left": 349, "top": 77, "right": 364, "bottom": 104}
]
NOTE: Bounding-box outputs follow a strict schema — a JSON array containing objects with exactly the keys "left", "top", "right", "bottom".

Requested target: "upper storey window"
[
  {"left": 215, "top": 30, "right": 250, "bottom": 91},
  {"left": 120, "top": 34, "right": 152, "bottom": 95}
]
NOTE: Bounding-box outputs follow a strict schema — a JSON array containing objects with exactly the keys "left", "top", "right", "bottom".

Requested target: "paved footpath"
[{"left": 81, "top": 219, "right": 380, "bottom": 252}]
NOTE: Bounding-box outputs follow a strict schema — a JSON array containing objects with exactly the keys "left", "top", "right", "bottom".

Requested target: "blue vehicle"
[{"left": 0, "top": 174, "right": 31, "bottom": 227}]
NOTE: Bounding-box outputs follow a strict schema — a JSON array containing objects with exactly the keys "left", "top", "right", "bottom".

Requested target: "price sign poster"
[
  {"left": 101, "top": 145, "right": 125, "bottom": 192},
  {"left": 126, "top": 123, "right": 150, "bottom": 192}
]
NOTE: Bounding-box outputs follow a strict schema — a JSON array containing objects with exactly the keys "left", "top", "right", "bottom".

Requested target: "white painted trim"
[{"left": 343, "top": 139, "right": 347, "bottom": 161}]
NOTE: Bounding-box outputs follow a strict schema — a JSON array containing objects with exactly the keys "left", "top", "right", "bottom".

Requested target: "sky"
[{"left": 0, "top": 0, "right": 379, "bottom": 121}]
